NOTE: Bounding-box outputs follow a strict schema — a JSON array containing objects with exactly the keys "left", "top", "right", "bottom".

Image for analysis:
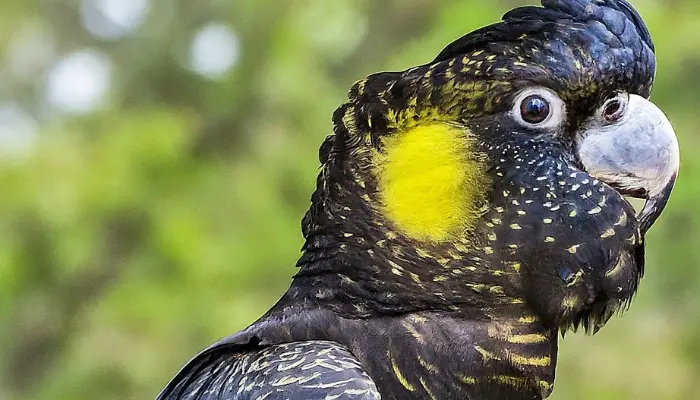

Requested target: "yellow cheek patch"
[{"left": 375, "top": 123, "right": 488, "bottom": 242}]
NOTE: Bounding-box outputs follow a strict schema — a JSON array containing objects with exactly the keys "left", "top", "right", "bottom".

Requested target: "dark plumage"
[
  {"left": 158, "top": 1, "right": 677, "bottom": 399},
  {"left": 164, "top": 341, "right": 379, "bottom": 399}
]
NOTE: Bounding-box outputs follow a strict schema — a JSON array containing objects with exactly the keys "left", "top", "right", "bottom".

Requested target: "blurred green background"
[{"left": 0, "top": 1, "right": 698, "bottom": 399}]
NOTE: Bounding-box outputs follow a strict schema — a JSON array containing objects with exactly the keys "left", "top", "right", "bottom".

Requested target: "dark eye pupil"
[
  {"left": 604, "top": 99, "right": 623, "bottom": 121},
  {"left": 606, "top": 100, "right": 620, "bottom": 114},
  {"left": 520, "top": 95, "right": 550, "bottom": 124}
]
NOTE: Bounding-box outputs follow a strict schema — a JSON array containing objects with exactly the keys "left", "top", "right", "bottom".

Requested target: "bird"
[{"left": 157, "top": 1, "right": 679, "bottom": 399}]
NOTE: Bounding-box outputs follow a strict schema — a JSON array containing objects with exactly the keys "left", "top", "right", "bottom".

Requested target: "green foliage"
[{"left": 1, "top": 1, "right": 698, "bottom": 399}]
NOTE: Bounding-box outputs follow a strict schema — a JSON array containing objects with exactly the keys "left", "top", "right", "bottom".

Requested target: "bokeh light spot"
[
  {"left": 0, "top": 103, "right": 38, "bottom": 158},
  {"left": 81, "top": 0, "right": 151, "bottom": 40},
  {"left": 45, "top": 49, "right": 112, "bottom": 115},
  {"left": 189, "top": 22, "right": 240, "bottom": 79}
]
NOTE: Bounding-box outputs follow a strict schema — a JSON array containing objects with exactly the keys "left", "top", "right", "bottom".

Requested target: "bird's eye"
[
  {"left": 602, "top": 93, "right": 628, "bottom": 122},
  {"left": 520, "top": 95, "right": 551, "bottom": 124},
  {"left": 511, "top": 87, "right": 565, "bottom": 130}
]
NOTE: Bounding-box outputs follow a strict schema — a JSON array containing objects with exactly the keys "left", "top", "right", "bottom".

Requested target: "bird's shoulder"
[{"left": 158, "top": 340, "right": 380, "bottom": 400}]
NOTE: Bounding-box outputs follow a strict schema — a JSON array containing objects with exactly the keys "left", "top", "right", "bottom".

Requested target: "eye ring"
[
  {"left": 602, "top": 93, "right": 629, "bottom": 122},
  {"left": 511, "top": 87, "right": 566, "bottom": 130}
]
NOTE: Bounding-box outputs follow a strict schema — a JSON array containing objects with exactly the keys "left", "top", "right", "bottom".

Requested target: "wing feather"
[{"left": 158, "top": 341, "right": 381, "bottom": 400}]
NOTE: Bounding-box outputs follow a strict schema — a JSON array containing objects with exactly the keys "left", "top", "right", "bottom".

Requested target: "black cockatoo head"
[
  {"left": 155, "top": 3, "right": 680, "bottom": 400},
  {"left": 298, "top": 0, "right": 679, "bottom": 335}
]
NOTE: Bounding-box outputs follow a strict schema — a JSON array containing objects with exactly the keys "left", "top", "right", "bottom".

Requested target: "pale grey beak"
[{"left": 577, "top": 94, "right": 679, "bottom": 233}]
